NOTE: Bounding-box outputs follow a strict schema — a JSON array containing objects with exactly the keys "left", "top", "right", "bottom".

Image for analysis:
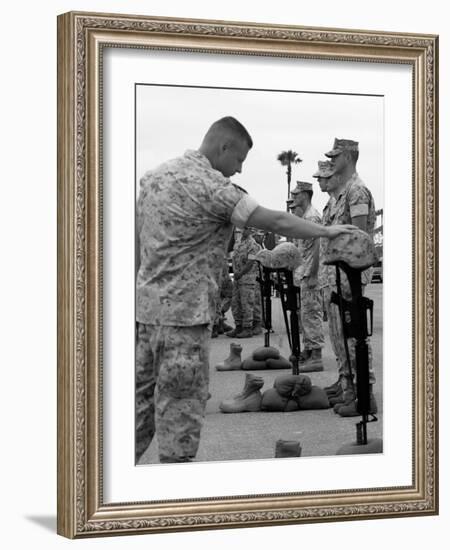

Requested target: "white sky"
[{"left": 136, "top": 84, "right": 384, "bottom": 215}]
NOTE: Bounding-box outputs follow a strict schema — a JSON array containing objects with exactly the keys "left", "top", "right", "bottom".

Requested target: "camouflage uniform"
[
  {"left": 318, "top": 196, "right": 334, "bottom": 321},
  {"left": 214, "top": 261, "right": 233, "bottom": 325},
  {"left": 136, "top": 149, "right": 259, "bottom": 462},
  {"left": 253, "top": 284, "right": 263, "bottom": 327},
  {"left": 294, "top": 204, "right": 325, "bottom": 350},
  {"left": 231, "top": 235, "right": 261, "bottom": 330},
  {"left": 323, "top": 172, "right": 377, "bottom": 392}
]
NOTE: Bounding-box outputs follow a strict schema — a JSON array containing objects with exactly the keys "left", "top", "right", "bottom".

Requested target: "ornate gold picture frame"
[{"left": 57, "top": 11, "right": 438, "bottom": 538}]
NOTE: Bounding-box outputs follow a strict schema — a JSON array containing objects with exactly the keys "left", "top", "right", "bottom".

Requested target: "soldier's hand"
[{"left": 325, "top": 225, "right": 358, "bottom": 239}]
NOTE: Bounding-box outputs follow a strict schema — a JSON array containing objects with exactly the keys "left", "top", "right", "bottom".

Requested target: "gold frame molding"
[{"left": 57, "top": 11, "right": 439, "bottom": 538}]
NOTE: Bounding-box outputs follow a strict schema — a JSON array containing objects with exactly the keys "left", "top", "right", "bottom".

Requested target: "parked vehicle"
[{"left": 371, "top": 260, "right": 383, "bottom": 283}]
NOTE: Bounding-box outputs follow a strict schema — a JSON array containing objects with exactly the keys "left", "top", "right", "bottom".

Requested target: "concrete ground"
[{"left": 140, "top": 283, "right": 383, "bottom": 464}]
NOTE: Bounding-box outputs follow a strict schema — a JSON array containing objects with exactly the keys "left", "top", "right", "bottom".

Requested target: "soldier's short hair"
[{"left": 205, "top": 116, "right": 253, "bottom": 149}]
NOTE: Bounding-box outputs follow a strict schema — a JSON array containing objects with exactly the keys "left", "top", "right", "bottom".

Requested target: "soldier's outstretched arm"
[{"left": 246, "top": 206, "right": 356, "bottom": 241}]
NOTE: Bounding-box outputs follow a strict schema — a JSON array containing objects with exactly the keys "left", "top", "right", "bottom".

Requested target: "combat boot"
[
  {"left": 275, "top": 439, "right": 302, "bottom": 458},
  {"left": 324, "top": 377, "right": 342, "bottom": 395},
  {"left": 226, "top": 325, "right": 242, "bottom": 338},
  {"left": 219, "top": 373, "right": 264, "bottom": 413},
  {"left": 333, "top": 384, "right": 355, "bottom": 414},
  {"left": 232, "top": 373, "right": 264, "bottom": 399},
  {"left": 222, "top": 319, "right": 234, "bottom": 333},
  {"left": 252, "top": 323, "right": 263, "bottom": 336},
  {"left": 215, "top": 343, "right": 243, "bottom": 371},
  {"left": 338, "top": 388, "right": 378, "bottom": 417},
  {"left": 328, "top": 386, "right": 344, "bottom": 406},
  {"left": 299, "top": 349, "right": 312, "bottom": 365},
  {"left": 236, "top": 327, "right": 254, "bottom": 338},
  {"left": 299, "top": 348, "right": 324, "bottom": 372}
]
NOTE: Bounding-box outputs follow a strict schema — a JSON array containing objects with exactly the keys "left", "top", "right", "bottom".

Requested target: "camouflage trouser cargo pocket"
[{"left": 135, "top": 323, "right": 210, "bottom": 463}]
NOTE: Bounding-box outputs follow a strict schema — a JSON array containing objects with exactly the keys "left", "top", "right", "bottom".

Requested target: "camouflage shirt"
[
  {"left": 232, "top": 235, "right": 261, "bottom": 284},
  {"left": 294, "top": 204, "right": 322, "bottom": 282},
  {"left": 325, "top": 172, "right": 376, "bottom": 287},
  {"left": 136, "top": 150, "right": 259, "bottom": 326},
  {"left": 319, "top": 196, "right": 334, "bottom": 289}
]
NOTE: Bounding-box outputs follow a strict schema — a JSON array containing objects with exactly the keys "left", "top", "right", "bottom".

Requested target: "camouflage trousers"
[
  {"left": 135, "top": 323, "right": 210, "bottom": 463},
  {"left": 214, "top": 275, "right": 233, "bottom": 325},
  {"left": 300, "top": 279, "right": 324, "bottom": 350},
  {"left": 323, "top": 285, "right": 376, "bottom": 392},
  {"left": 254, "top": 284, "right": 262, "bottom": 325},
  {"left": 231, "top": 281, "right": 255, "bottom": 329}
]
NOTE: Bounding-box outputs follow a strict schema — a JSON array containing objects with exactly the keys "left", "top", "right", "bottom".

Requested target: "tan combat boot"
[
  {"left": 299, "top": 348, "right": 324, "bottom": 372},
  {"left": 275, "top": 439, "right": 302, "bottom": 458},
  {"left": 236, "top": 327, "right": 254, "bottom": 338},
  {"left": 215, "top": 343, "right": 243, "bottom": 371},
  {"left": 337, "top": 386, "right": 378, "bottom": 417},
  {"left": 226, "top": 325, "right": 242, "bottom": 338},
  {"left": 219, "top": 373, "right": 264, "bottom": 413},
  {"left": 252, "top": 323, "right": 263, "bottom": 336}
]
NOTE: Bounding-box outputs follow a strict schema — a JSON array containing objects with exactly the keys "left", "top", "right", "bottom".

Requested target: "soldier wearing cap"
[
  {"left": 291, "top": 181, "right": 325, "bottom": 372},
  {"left": 313, "top": 161, "right": 337, "bottom": 285},
  {"left": 321, "top": 138, "right": 378, "bottom": 417},
  {"left": 227, "top": 227, "right": 262, "bottom": 338}
]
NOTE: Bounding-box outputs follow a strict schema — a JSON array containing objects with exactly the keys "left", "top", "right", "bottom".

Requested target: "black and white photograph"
[
  {"left": 53, "top": 8, "right": 439, "bottom": 539},
  {"left": 135, "top": 83, "right": 384, "bottom": 465}
]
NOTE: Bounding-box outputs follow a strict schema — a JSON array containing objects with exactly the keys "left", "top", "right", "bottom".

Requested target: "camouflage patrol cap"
[
  {"left": 324, "top": 229, "right": 378, "bottom": 270},
  {"left": 291, "top": 181, "right": 313, "bottom": 194},
  {"left": 325, "top": 138, "right": 359, "bottom": 158},
  {"left": 312, "top": 160, "right": 334, "bottom": 178}
]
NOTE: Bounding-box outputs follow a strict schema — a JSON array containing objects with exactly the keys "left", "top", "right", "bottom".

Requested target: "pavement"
[{"left": 140, "top": 283, "right": 383, "bottom": 464}]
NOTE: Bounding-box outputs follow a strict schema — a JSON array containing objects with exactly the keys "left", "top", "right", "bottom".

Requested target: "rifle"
[
  {"left": 324, "top": 229, "right": 379, "bottom": 447},
  {"left": 253, "top": 243, "right": 302, "bottom": 375},
  {"left": 329, "top": 262, "right": 377, "bottom": 445}
]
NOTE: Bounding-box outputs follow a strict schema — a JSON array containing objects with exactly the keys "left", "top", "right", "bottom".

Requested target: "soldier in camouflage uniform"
[
  {"left": 313, "top": 160, "right": 335, "bottom": 322},
  {"left": 291, "top": 182, "right": 325, "bottom": 372},
  {"left": 252, "top": 231, "right": 266, "bottom": 335},
  {"left": 136, "top": 116, "right": 359, "bottom": 463},
  {"left": 321, "top": 138, "right": 378, "bottom": 417},
  {"left": 228, "top": 227, "right": 261, "bottom": 338},
  {"left": 212, "top": 260, "right": 234, "bottom": 337}
]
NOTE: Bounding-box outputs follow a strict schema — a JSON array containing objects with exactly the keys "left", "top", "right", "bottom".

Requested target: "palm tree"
[{"left": 277, "top": 150, "right": 302, "bottom": 211}]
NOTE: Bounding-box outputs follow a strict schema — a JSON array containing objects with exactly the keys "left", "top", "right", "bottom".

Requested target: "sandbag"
[
  {"left": 274, "top": 374, "right": 312, "bottom": 398},
  {"left": 241, "top": 357, "right": 269, "bottom": 370},
  {"left": 252, "top": 346, "right": 280, "bottom": 361},
  {"left": 260, "top": 388, "right": 289, "bottom": 411},
  {"left": 285, "top": 399, "right": 300, "bottom": 412},
  {"left": 265, "top": 356, "right": 292, "bottom": 370},
  {"left": 296, "top": 386, "right": 330, "bottom": 409}
]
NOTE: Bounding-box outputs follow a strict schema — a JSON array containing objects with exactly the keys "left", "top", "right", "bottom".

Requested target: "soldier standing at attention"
[
  {"left": 313, "top": 160, "right": 335, "bottom": 321},
  {"left": 251, "top": 230, "right": 266, "bottom": 335},
  {"left": 322, "top": 138, "right": 378, "bottom": 417},
  {"left": 291, "top": 181, "right": 325, "bottom": 372},
  {"left": 227, "top": 227, "right": 261, "bottom": 338},
  {"left": 136, "top": 117, "right": 356, "bottom": 463}
]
